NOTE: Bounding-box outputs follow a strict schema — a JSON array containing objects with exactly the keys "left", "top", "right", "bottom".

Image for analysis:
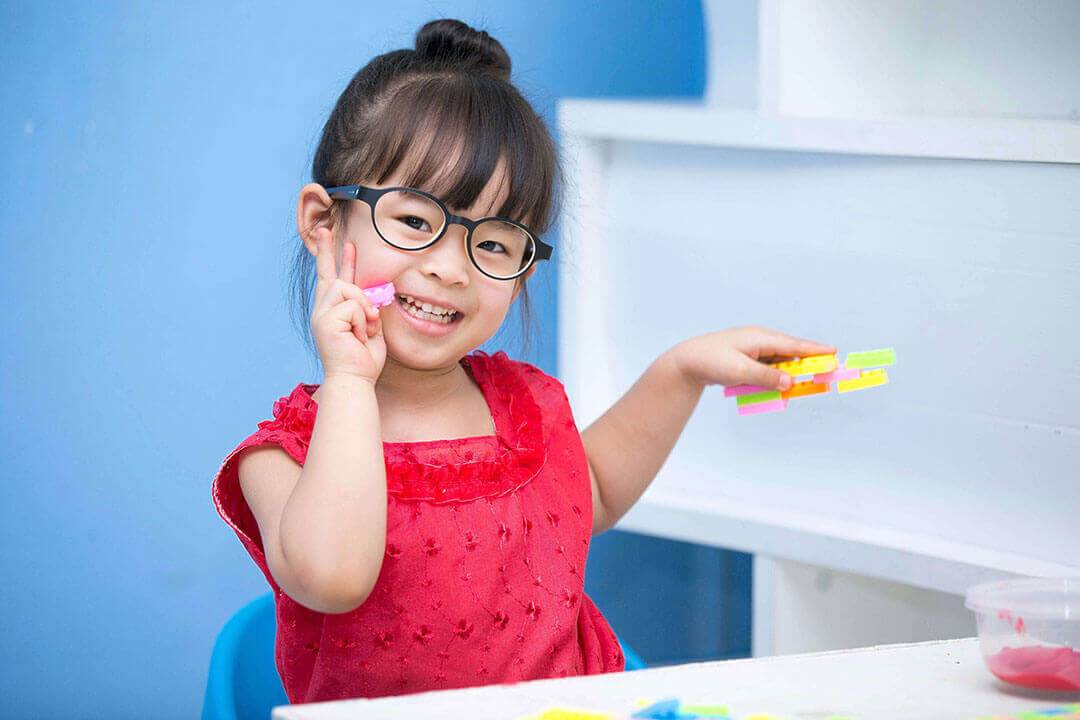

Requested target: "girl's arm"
[
  {"left": 239, "top": 373, "right": 387, "bottom": 614},
  {"left": 581, "top": 326, "right": 834, "bottom": 535}
]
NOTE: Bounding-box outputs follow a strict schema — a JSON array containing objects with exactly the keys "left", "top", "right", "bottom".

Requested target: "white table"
[{"left": 271, "top": 638, "right": 1078, "bottom": 720}]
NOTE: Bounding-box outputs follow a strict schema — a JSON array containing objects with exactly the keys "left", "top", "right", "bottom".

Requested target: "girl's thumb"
[{"left": 743, "top": 356, "right": 791, "bottom": 391}]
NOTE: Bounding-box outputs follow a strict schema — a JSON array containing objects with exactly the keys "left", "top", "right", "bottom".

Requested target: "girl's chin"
[{"left": 383, "top": 337, "right": 469, "bottom": 371}]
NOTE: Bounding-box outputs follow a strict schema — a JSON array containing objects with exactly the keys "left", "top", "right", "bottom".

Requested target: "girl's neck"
[{"left": 374, "top": 355, "right": 469, "bottom": 415}]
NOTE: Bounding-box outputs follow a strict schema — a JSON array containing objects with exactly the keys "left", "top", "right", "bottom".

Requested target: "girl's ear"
[
  {"left": 297, "top": 183, "right": 335, "bottom": 256},
  {"left": 510, "top": 265, "right": 537, "bottom": 303}
]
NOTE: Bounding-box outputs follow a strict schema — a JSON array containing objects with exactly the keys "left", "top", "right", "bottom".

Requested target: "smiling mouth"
[{"left": 396, "top": 294, "right": 462, "bottom": 324}]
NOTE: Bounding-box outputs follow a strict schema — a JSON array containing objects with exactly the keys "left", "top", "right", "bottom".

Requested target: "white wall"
[{"left": 706, "top": 0, "right": 1080, "bottom": 119}]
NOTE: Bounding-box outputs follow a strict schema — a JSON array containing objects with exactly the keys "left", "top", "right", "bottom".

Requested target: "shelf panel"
[
  {"left": 616, "top": 485, "right": 1080, "bottom": 597},
  {"left": 558, "top": 100, "right": 1080, "bottom": 164}
]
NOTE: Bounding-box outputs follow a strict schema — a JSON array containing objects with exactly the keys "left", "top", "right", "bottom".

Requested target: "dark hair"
[{"left": 287, "top": 18, "right": 560, "bottom": 362}]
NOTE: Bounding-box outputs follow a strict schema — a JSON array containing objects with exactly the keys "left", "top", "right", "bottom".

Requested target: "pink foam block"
[
  {"left": 362, "top": 281, "right": 396, "bottom": 308},
  {"left": 724, "top": 384, "right": 772, "bottom": 398},
  {"left": 737, "top": 399, "right": 788, "bottom": 415},
  {"left": 812, "top": 365, "right": 860, "bottom": 384}
]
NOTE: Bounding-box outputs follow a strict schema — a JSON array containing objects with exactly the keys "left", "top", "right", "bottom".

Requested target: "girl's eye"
[
  {"left": 399, "top": 215, "right": 432, "bottom": 233},
  {"left": 476, "top": 240, "right": 507, "bottom": 254}
]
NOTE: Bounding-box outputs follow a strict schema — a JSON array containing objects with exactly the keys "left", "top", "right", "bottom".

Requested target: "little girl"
[{"left": 212, "top": 18, "right": 833, "bottom": 704}]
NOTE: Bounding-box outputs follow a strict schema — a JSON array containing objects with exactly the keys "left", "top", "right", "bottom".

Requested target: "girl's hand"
[
  {"left": 669, "top": 326, "right": 836, "bottom": 391},
  {"left": 310, "top": 236, "right": 386, "bottom": 383}
]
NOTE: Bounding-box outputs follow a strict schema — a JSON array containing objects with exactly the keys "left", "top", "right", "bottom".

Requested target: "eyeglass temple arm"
[
  {"left": 324, "top": 185, "right": 361, "bottom": 200},
  {"left": 534, "top": 238, "right": 554, "bottom": 261}
]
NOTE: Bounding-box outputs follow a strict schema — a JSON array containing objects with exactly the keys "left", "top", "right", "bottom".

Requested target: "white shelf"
[
  {"left": 558, "top": 100, "right": 1080, "bottom": 164},
  {"left": 615, "top": 486, "right": 1080, "bottom": 598}
]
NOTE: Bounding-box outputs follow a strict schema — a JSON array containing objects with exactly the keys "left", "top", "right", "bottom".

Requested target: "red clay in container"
[{"left": 988, "top": 645, "right": 1080, "bottom": 691}]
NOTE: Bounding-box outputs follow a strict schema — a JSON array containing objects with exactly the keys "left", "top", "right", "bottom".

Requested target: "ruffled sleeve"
[{"left": 210, "top": 384, "right": 318, "bottom": 590}]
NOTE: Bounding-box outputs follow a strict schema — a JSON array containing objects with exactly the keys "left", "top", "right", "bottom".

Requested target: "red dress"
[{"left": 212, "top": 350, "right": 625, "bottom": 703}]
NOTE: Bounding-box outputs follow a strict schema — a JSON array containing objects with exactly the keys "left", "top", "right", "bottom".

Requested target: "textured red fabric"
[{"left": 212, "top": 350, "right": 624, "bottom": 702}]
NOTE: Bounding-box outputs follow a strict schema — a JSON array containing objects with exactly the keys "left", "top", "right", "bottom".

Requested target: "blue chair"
[
  {"left": 203, "top": 593, "right": 647, "bottom": 720},
  {"left": 621, "top": 637, "right": 648, "bottom": 671},
  {"left": 202, "top": 594, "right": 287, "bottom": 720}
]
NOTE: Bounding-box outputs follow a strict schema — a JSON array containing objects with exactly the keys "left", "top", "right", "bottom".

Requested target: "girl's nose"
[{"left": 418, "top": 225, "right": 471, "bottom": 286}]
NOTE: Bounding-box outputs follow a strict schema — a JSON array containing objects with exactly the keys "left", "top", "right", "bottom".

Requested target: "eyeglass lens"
[{"left": 372, "top": 189, "right": 535, "bottom": 279}]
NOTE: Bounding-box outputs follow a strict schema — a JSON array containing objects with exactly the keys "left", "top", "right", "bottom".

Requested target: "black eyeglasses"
[{"left": 323, "top": 184, "right": 553, "bottom": 281}]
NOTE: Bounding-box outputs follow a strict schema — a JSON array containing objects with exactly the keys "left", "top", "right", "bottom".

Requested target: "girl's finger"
[
  {"left": 313, "top": 234, "right": 338, "bottom": 307},
  {"left": 738, "top": 354, "right": 793, "bottom": 391},
  {"left": 314, "top": 233, "right": 337, "bottom": 282},
  {"left": 313, "top": 275, "right": 373, "bottom": 317},
  {"left": 339, "top": 241, "right": 356, "bottom": 284},
  {"left": 349, "top": 301, "right": 368, "bottom": 344},
  {"left": 756, "top": 329, "right": 835, "bottom": 361},
  {"left": 789, "top": 335, "right": 836, "bottom": 356},
  {"left": 327, "top": 299, "right": 363, "bottom": 337},
  {"left": 352, "top": 244, "right": 364, "bottom": 287},
  {"left": 365, "top": 305, "right": 382, "bottom": 339}
]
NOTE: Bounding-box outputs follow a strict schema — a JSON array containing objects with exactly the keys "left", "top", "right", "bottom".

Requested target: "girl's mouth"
[{"left": 394, "top": 294, "right": 463, "bottom": 335}]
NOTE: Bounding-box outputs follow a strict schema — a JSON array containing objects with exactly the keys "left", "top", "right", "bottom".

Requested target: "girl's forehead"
[{"left": 389, "top": 143, "right": 512, "bottom": 218}]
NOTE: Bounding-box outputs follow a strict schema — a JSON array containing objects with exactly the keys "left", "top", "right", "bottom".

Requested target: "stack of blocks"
[
  {"left": 723, "top": 348, "right": 897, "bottom": 416},
  {"left": 518, "top": 701, "right": 1080, "bottom": 720}
]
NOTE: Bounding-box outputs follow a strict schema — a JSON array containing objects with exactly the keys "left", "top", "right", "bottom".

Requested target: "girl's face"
[{"left": 309, "top": 162, "right": 534, "bottom": 372}]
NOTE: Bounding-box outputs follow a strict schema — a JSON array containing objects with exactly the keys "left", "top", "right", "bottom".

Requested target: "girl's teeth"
[
  {"left": 401, "top": 295, "right": 454, "bottom": 316},
  {"left": 399, "top": 296, "right": 457, "bottom": 324}
]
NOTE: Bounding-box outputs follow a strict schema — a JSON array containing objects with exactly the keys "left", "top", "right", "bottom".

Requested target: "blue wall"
[{"left": 1, "top": 2, "right": 734, "bottom": 717}]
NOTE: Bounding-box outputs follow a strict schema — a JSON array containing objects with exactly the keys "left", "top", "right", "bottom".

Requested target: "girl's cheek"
[{"left": 354, "top": 245, "right": 405, "bottom": 286}]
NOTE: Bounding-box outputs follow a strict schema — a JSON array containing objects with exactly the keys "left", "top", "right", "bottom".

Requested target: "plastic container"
[{"left": 965, "top": 578, "right": 1080, "bottom": 693}]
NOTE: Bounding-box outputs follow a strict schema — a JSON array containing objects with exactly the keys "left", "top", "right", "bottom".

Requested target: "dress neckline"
[
  {"left": 299, "top": 353, "right": 500, "bottom": 448},
  {"left": 287, "top": 351, "right": 547, "bottom": 504}
]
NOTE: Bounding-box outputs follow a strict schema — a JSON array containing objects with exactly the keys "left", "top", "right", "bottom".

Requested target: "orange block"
[{"left": 782, "top": 380, "right": 830, "bottom": 400}]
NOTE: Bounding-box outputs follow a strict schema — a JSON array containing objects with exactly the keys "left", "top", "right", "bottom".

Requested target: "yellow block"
[
  {"left": 782, "top": 380, "right": 830, "bottom": 400},
  {"left": 535, "top": 709, "right": 614, "bottom": 720},
  {"left": 837, "top": 368, "right": 889, "bottom": 393},
  {"left": 772, "top": 354, "right": 837, "bottom": 377}
]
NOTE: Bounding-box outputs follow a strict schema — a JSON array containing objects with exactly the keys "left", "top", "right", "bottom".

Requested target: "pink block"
[
  {"left": 813, "top": 365, "right": 860, "bottom": 384},
  {"left": 362, "top": 281, "right": 397, "bottom": 308},
  {"left": 737, "top": 399, "right": 788, "bottom": 415},
  {"left": 724, "top": 384, "right": 772, "bottom": 397}
]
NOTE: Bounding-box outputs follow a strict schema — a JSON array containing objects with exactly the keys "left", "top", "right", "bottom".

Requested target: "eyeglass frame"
[{"left": 323, "top": 184, "right": 553, "bottom": 281}]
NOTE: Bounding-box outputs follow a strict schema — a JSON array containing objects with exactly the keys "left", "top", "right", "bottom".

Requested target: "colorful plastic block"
[
  {"left": 723, "top": 384, "right": 772, "bottom": 398},
  {"left": 632, "top": 699, "right": 681, "bottom": 719},
  {"left": 361, "top": 280, "right": 396, "bottom": 308},
  {"left": 535, "top": 709, "right": 614, "bottom": 720},
  {"left": 738, "top": 399, "right": 788, "bottom": 415},
  {"left": 782, "top": 380, "right": 830, "bottom": 400},
  {"left": 736, "top": 390, "right": 782, "bottom": 407},
  {"left": 837, "top": 368, "right": 889, "bottom": 393},
  {"left": 772, "top": 354, "right": 838, "bottom": 377},
  {"left": 974, "top": 710, "right": 1080, "bottom": 720},
  {"left": 812, "top": 365, "right": 860, "bottom": 384},
  {"left": 844, "top": 348, "right": 896, "bottom": 369},
  {"left": 680, "top": 705, "right": 731, "bottom": 718}
]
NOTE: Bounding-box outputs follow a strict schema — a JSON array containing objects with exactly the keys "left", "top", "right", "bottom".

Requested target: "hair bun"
[{"left": 415, "top": 19, "right": 511, "bottom": 81}]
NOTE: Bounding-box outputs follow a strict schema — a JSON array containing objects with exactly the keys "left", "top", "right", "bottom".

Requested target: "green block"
[
  {"left": 736, "top": 390, "right": 782, "bottom": 406},
  {"left": 681, "top": 705, "right": 730, "bottom": 718},
  {"left": 845, "top": 348, "right": 897, "bottom": 369}
]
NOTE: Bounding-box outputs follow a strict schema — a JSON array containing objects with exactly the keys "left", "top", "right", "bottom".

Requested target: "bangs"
[{"left": 338, "top": 73, "right": 557, "bottom": 232}]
